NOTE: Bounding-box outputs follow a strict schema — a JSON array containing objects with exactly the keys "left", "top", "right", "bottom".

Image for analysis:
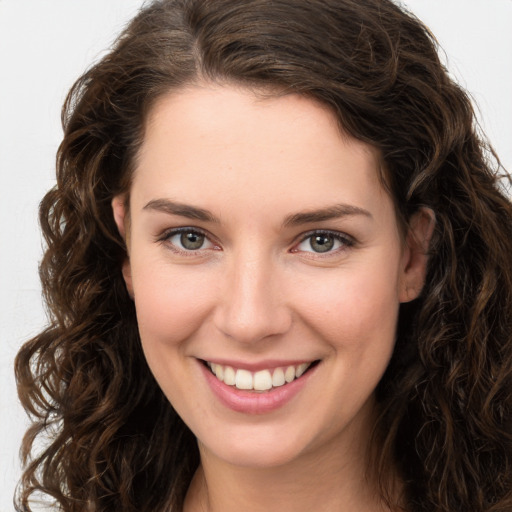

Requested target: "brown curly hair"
[{"left": 15, "top": 0, "right": 512, "bottom": 510}]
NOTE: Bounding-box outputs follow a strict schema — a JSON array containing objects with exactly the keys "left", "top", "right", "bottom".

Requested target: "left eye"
[
  {"left": 295, "top": 232, "right": 350, "bottom": 253},
  {"left": 165, "top": 229, "right": 215, "bottom": 251}
]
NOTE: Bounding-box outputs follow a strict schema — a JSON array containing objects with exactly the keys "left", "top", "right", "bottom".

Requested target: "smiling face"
[{"left": 113, "top": 84, "right": 428, "bottom": 470}]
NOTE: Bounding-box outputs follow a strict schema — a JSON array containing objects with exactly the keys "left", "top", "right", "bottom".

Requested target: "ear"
[
  {"left": 399, "top": 207, "right": 435, "bottom": 303},
  {"left": 112, "top": 194, "right": 128, "bottom": 240},
  {"left": 112, "top": 195, "right": 134, "bottom": 299}
]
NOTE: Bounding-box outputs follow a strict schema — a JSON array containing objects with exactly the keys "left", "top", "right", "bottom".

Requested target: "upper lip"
[{"left": 199, "top": 358, "right": 318, "bottom": 372}]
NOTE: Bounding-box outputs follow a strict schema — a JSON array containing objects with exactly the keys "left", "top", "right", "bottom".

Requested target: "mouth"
[{"left": 203, "top": 360, "right": 320, "bottom": 392}]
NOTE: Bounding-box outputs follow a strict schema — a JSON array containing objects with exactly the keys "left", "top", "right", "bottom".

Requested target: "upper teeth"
[{"left": 207, "top": 362, "right": 311, "bottom": 391}]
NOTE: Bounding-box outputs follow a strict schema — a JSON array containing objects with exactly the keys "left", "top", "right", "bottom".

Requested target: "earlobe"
[
  {"left": 399, "top": 207, "right": 435, "bottom": 303},
  {"left": 112, "top": 195, "right": 134, "bottom": 299}
]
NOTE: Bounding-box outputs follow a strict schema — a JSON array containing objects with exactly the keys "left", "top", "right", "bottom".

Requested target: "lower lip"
[{"left": 200, "top": 362, "right": 317, "bottom": 414}]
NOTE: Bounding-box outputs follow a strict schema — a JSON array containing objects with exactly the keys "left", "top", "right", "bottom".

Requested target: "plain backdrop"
[{"left": 1, "top": 1, "right": 511, "bottom": 510}]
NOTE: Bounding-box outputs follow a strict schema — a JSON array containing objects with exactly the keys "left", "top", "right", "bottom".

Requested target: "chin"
[
  {"left": 208, "top": 443, "right": 306, "bottom": 469},
  {"left": 197, "top": 421, "right": 331, "bottom": 470}
]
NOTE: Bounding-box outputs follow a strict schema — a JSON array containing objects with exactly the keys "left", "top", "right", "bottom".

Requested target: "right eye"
[{"left": 160, "top": 228, "right": 217, "bottom": 254}]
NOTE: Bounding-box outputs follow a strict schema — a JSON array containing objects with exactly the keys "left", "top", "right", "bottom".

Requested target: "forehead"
[
  {"left": 131, "top": 84, "right": 391, "bottom": 223},
  {"left": 142, "top": 84, "right": 347, "bottom": 158}
]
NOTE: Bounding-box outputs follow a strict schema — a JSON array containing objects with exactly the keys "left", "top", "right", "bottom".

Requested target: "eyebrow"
[
  {"left": 283, "top": 204, "right": 372, "bottom": 226},
  {"left": 143, "top": 198, "right": 372, "bottom": 226},
  {"left": 143, "top": 199, "right": 220, "bottom": 223}
]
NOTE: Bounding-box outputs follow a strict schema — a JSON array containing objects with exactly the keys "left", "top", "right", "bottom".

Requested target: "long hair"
[{"left": 15, "top": 0, "right": 512, "bottom": 510}]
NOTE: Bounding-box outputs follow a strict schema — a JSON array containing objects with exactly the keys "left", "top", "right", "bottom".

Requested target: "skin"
[{"left": 113, "top": 84, "right": 432, "bottom": 512}]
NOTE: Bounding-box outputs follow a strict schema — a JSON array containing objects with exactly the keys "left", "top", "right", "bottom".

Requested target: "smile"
[{"left": 206, "top": 361, "right": 315, "bottom": 392}]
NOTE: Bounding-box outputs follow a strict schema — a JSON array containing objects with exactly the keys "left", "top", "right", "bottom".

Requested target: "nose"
[{"left": 213, "top": 251, "right": 292, "bottom": 344}]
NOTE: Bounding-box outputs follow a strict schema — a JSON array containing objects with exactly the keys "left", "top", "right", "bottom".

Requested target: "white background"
[{"left": 0, "top": 1, "right": 511, "bottom": 510}]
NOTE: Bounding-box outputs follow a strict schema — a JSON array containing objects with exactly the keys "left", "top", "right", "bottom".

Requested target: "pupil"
[
  {"left": 181, "top": 232, "right": 204, "bottom": 250},
  {"left": 311, "top": 235, "right": 334, "bottom": 253}
]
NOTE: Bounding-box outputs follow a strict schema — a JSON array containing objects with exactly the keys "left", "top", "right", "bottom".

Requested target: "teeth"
[
  {"left": 272, "top": 367, "right": 285, "bottom": 387},
  {"left": 284, "top": 365, "right": 295, "bottom": 383},
  {"left": 235, "top": 369, "right": 253, "bottom": 390},
  {"left": 223, "top": 366, "right": 236, "bottom": 386},
  {"left": 253, "top": 370, "right": 272, "bottom": 391},
  {"left": 296, "top": 363, "right": 309, "bottom": 378},
  {"left": 214, "top": 364, "right": 224, "bottom": 381},
  {"left": 207, "top": 361, "right": 312, "bottom": 391}
]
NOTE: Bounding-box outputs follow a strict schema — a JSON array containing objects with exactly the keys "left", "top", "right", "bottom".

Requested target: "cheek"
[
  {"left": 131, "top": 258, "right": 217, "bottom": 347},
  {"left": 295, "top": 259, "right": 402, "bottom": 351}
]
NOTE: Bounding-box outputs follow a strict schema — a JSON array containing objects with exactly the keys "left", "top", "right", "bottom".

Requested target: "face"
[{"left": 113, "top": 84, "right": 429, "bottom": 470}]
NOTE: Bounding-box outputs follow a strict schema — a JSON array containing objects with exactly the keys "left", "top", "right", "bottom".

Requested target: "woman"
[{"left": 15, "top": 0, "right": 512, "bottom": 511}]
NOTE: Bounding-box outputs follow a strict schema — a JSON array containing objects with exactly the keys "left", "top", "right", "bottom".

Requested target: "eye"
[
  {"left": 294, "top": 231, "right": 353, "bottom": 254},
  {"left": 160, "top": 228, "right": 217, "bottom": 253}
]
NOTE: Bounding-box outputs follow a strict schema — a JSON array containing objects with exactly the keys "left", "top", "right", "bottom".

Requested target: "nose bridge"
[{"left": 214, "top": 246, "right": 291, "bottom": 343}]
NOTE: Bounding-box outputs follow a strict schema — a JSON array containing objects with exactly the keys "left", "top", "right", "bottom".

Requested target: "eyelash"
[{"left": 157, "top": 227, "right": 354, "bottom": 257}]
